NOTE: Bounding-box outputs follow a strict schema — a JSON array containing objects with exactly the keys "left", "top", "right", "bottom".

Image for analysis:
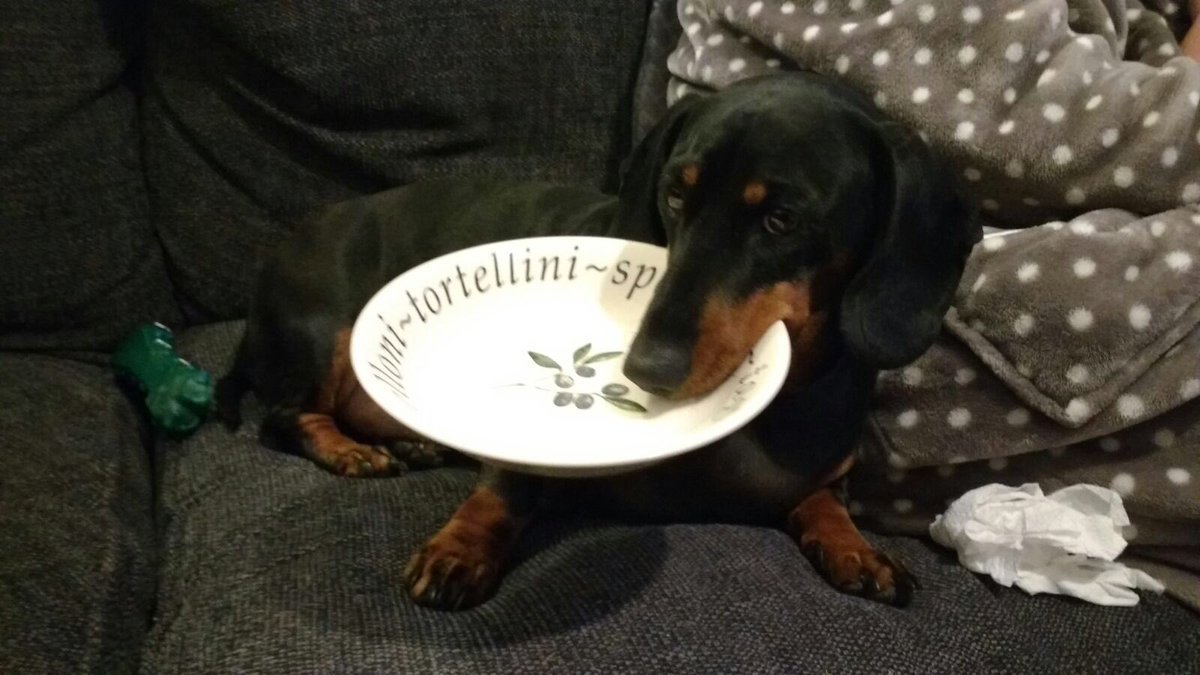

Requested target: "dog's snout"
[{"left": 623, "top": 340, "right": 691, "bottom": 397}]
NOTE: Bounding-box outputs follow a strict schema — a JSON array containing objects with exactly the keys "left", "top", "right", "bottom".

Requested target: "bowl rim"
[{"left": 349, "top": 235, "right": 793, "bottom": 474}]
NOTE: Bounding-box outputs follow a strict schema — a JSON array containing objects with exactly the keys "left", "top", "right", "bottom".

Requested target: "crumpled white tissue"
[{"left": 930, "top": 483, "right": 1164, "bottom": 606}]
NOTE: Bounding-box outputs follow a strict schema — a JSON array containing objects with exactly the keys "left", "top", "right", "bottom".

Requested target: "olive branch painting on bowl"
[{"left": 515, "top": 342, "right": 647, "bottom": 413}]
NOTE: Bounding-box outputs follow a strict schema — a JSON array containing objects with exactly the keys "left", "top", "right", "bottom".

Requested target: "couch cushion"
[
  {"left": 0, "top": 0, "right": 180, "bottom": 351},
  {"left": 142, "top": 0, "right": 651, "bottom": 322},
  {"left": 0, "top": 354, "right": 156, "bottom": 672},
  {"left": 141, "top": 321, "right": 1200, "bottom": 673}
]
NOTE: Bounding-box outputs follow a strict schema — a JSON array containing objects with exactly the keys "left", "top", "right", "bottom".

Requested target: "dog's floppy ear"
[
  {"left": 839, "top": 121, "right": 981, "bottom": 370},
  {"left": 613, "top": 94, "right": 702, "bottom": 243}
]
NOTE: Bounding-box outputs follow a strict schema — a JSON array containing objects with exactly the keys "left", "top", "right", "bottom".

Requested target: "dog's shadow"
[
  {"left": 405, "top": 518, "right": 669, "bottom": 647},
  {"left": 266, "top": 472, "right": 671, "bottom": 650}
]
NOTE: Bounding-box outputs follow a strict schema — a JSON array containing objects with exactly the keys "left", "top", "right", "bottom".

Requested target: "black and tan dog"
[{"left": 218, "top": 72, "right": 980, "bottom": 610}]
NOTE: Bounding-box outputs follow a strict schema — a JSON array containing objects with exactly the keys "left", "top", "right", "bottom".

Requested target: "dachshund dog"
[{"left": 218, "top": 72, "right": 980, "bottom": 610}]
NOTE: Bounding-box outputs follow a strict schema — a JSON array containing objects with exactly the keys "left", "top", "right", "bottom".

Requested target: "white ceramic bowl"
[{"left": 350, "top": 236, "right": 790, "bottom": 477}]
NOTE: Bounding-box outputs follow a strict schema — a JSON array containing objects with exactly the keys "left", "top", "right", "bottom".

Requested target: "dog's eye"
[
  {"left": 665, "top": 188, "right": 685, "bottom": 212},
  {"left": 763, "top": 209, "right": 798, "bottom": 235}
]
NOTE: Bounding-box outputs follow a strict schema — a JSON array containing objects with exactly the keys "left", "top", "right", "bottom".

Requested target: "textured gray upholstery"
[
  {"left": 0, "top": 0, "right": 179, "bottom": 351},
  {"left": 142, "top": 0, "right": 651, "bottom": 321},
  {"left": 0, "top": 355, "right": 156, "bottom": 673}
]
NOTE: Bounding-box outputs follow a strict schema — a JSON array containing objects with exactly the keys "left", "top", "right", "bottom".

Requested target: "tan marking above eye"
[
  {"left": 680, "top": 164, "right": 701, "bottom": 187},
  {"left": 742, "top": 181, "right": 768, "bottom": 206}
]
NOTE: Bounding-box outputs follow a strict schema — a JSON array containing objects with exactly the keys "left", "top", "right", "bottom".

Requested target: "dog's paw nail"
[
  {"left": 405, "top": 540, "right": 499, "bottom": 612},
  {"left": 389, "top": 440, "right": 446, "bottom": 470},
  {"left": 892, "top": 572, "right": 917, "bottom": 607},
  {"left": 864, "top": 575, "right": 881, "bottom": 596},
  {"left": 813, "top": 546, "right": 827, "bottom": 569},
  {"left": 446, "top": 584, "right": 470, "bottom": 611},
  {"left": 801, "top": 542, "right": 824, "bottom": 567}
]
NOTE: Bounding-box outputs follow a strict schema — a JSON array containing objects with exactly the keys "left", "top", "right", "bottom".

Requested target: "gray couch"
[{"left": 2, "top": 1, "right": 1198, "bottom": 672}]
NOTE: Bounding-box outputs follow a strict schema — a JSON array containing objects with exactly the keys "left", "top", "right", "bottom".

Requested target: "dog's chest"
[{"left": 576, "top": 421, "right": 842, "bottom": 524}]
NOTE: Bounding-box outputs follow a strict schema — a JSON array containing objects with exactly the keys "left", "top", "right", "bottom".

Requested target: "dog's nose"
[{"left": 623, "top": 340, "right": 691, "bottom": 397}]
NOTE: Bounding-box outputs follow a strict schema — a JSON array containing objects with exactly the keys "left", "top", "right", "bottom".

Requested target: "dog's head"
[{"left": 618, "top": 73, "right": 980, "bottom": 399}]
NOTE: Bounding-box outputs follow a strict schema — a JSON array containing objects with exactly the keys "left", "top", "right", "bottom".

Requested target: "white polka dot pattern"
[
  {"left": 1110, "top": 472, "right": 1136, "bottom": 496},
  {"left": 950, "top": 208, "right": 1200, "bottom": 433},
  {"left": 1118, "top": 394, "right": 1145, "bottom": 420},
  {"left": 1153, "top": 428, "right": 1175, "bottom": 448},
  {"left": 1065, "top": 398, "right": 1091, "bottom": 423},
  {"left": 1066, "top": 364, "right": 1089, "bottom": 385},
  {"left": 901, "top": 367, "right": 923, "bottom": 387},
  {"left": 1006, "top": 408, "right": 1030, "bottom": 426},
  {"left": 1166, "top": 468, "right": 1191, "bottom": 485},
  {"left": 947, "top": 408, "right": 972, "bottom": 428}
]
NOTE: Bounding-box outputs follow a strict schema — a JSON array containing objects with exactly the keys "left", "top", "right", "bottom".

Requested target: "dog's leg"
[
  {"left": 332, "top": 368, "right": 447, "bottom": 472},
  {"left": 405, "top": 467, "right": 540, "bottom": 611},
  {"left": 296, "top": 412, "right": 407, "bottom": 477},
  {"left": 258, "top": 327, "right": 446, "bottom": 477},
  {"left": 787, "top": 479, "right": 917, "bottom": 606},
  {"left": 258, "top": 406, "right": 405, "bottom": 478}
]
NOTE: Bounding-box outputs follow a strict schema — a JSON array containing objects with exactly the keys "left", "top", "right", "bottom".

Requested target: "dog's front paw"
[
  {"left": 404, "top": 530, "right": 501, "bottom": 611},
  {"left": 315, "top": 442, "right": 406, "bottom": 478},
  {"left": 388, "top": 439, "right": 448, "bottom": 470},
  {"left": 801, "top": 539, "right": 917, "bottom": 607}
]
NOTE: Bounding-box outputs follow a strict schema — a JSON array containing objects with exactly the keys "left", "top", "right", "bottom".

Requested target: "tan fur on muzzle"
[{"left": 674, "top": 282, "right": 812, "bottom": 399}]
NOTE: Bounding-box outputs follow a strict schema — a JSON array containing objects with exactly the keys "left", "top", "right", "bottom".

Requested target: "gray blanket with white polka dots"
[{"left": 662, "top": 0, "right": 1200, "bottom": 574}]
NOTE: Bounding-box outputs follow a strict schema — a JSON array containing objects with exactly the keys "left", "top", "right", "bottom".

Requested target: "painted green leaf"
[
  {"left": 573, "top": 343, "right": 592, "bottom": 364},
  {"left": 601, "top": 383, "right": 629, "bottom": 396},
  {"left": 602, "top": 395, "right": 647, "bottom": 413},
  {"left": 528, "top": 352, "right": 562, "bottom": 370},
  {"left": 584, "top": 351, "right": 622, "bottom": 365}
]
